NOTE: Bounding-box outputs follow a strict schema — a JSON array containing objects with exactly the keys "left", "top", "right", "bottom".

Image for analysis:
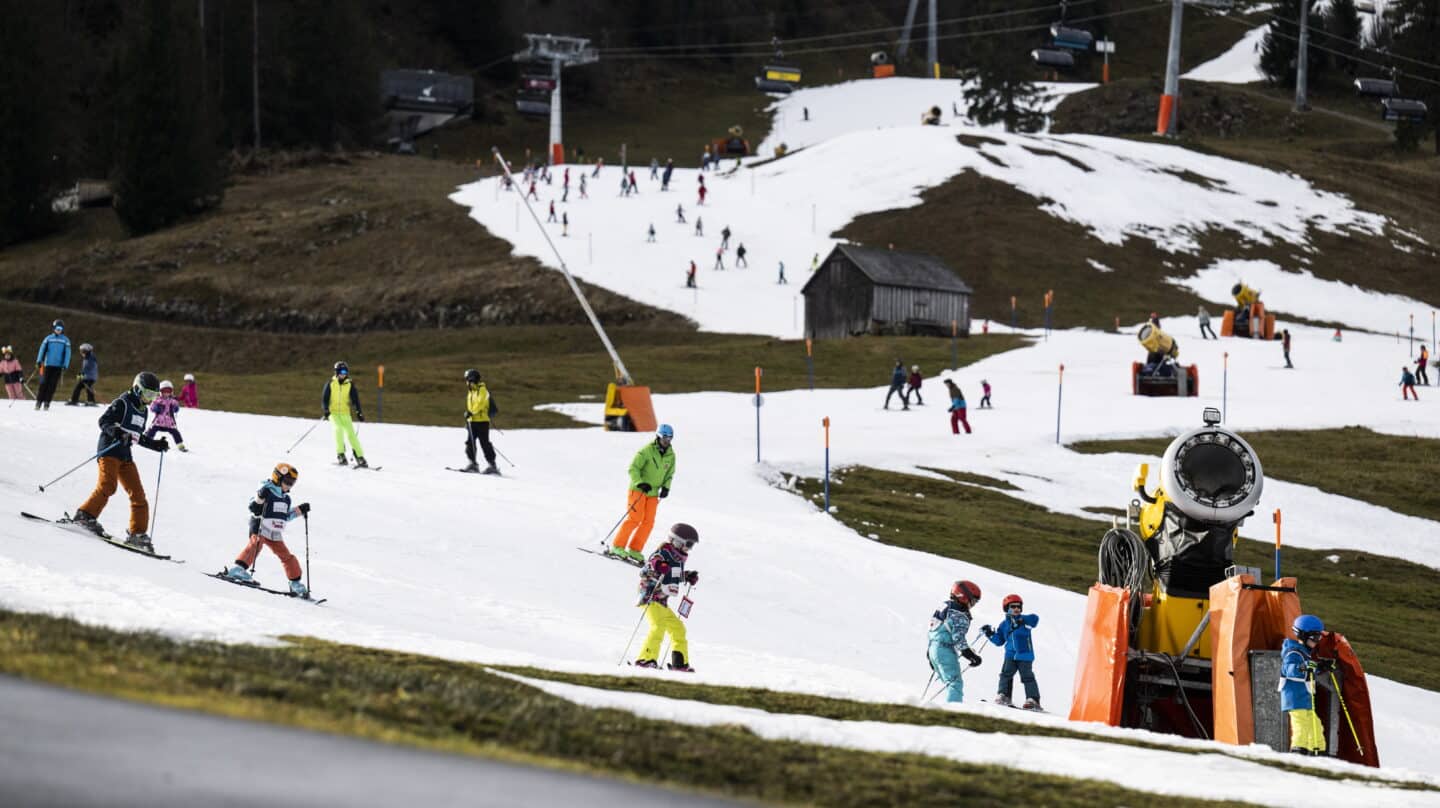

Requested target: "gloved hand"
[
  {"left": 463, "top": 411, "right": 472, "bottom": 420},
  {"left": 659, "top": 487, "right": 670, "bottom": 499},
  {"left": 1312, "top": 658, "right": 1337, "bottom": 674},
  {"left": 686, "top": 570, "right": 699, "bottom": 585},
  {"left": 962, "top": 648, "right": 983, "bottom": 668},
  {"left": 249, "top": 500, "right": 263, "bottom": 517},
  {"left": 356, "top": 413, "right": 365, "bottom": 422},
  {"left": 981, "top": 625, "right": 994, "bottom": 639},
  {"left": 141, "top": 436, "right": 168, "bottom": 452},
  {"left": 636, "top": 483, "right": 652, "bottom": 494},
  {"left": 296, "top": 502, "right": 311, "bottom": 516}
]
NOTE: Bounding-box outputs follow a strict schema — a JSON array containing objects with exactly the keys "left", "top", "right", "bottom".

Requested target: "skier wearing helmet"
[
  {"left": 321, "top": 361, "right": 367, "bottom": 467},
  {"left": 906, "top": 364, "right": 924, "bottom": 406},
  {"left": 66, "top": 343, "right": 98, "bottom": 406},
  {"left": 928, "top": 580, "right": 984, "bottom": 702},
  {"left": 0, "top": 345, "right": 23, "bottom": 400},
  {"left": 1281, "top": 614, "right": 1336, "bottom": 755},
  {"left": 220, "top": 463, "right": 313, "bottom": 598},
  {"left": 608, "top": 424, "right": 677, "bottom": 563},
  {"left": 145, "top": 379, "right": 187, "bottom": 452},
  {"left": 179, "top": 373, "right": 199, "bottom": 408},
  {"left": 33, "top": 319, "right": 71, "bottom": 410},
  {"left": 66, "top": 371, "right": 171, "bottom": 551},
  {"left": 982, "top": 594, "right": 1042, "bottom": 709},
  {"left": 461, "top": 368, "right": 499, "bottom": 474},
  {"left": 634, "top": 522, "right": 701, "bottom": 671}
]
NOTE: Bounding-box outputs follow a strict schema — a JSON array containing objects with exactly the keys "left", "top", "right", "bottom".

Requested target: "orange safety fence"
[
  {"left": 1069, "top": 584, "right": 1131, "bottom": 725},
  {"left": 1319, "top": 631, "right": 1379, "bottom": 767}
]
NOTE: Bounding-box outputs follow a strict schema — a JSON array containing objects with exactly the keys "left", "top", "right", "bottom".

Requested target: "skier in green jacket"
[{"left": 608, "top": 424, "right": 676, "bottom": 562}]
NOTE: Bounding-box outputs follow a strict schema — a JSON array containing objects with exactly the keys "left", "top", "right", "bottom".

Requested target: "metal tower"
[{"left": 514, "top": 34, "right": 599, "bottom": 164}]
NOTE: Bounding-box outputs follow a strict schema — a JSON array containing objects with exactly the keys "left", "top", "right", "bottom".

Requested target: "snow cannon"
[
  {"left": 604, "top": 383, "right": 656, "bottom": 433},
  {"left": 1220, "top": 282, "right": 1275, "bottom": 340},
  {"left": 1133, "top": 323, "right": 1198, "bottom": 397},
  {"left": 1069, "top": 409, "right": 1378, "bottom": 766},
  {"left": 713, "top": 125, "right": 750, "bottom": 157}
]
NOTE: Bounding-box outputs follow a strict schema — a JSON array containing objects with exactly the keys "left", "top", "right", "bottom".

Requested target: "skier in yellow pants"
[
  {"left": 1280, "top": 614, "right": 1332, "bottom": 756},
  {"left": 322, "top": 361, "right": 367, "bottom": 468},
  {"left": 634, "top": 523, "right": 700, "bottom": 672}
]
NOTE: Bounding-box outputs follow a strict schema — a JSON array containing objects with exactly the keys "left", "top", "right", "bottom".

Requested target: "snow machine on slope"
[
  {"left": 1220, "top": 282, "right": 1275, "bottom": 340},
  {"left": 1069, "top": 410, "right": 1378, "bottom": 766},
  {"left": 1133, "top": 323, "right": 1198, "bottom": 397}
]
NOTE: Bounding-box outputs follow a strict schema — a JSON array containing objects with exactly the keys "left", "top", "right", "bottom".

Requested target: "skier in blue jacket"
[
  {"left": 982, "top": 594, "right": 1042, "bottom": 709},
  {"left": 1280, "top": 614, "right": 1335, "bottom": 755},
  {"left": 927, "top": 580, "right": 984, "bottom": 702},
  {"left": 33, "top": 319, "right": 72, "bottom": 410}
]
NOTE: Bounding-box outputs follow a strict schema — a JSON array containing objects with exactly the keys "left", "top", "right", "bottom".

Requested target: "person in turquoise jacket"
[
  {"left": 1280, "top": 614, "right": 1335, "bottom": 755},
  {"left": 982, "top": 594, "right": 1042, "bottom": 709},
  {"left": 34, "top": 319, "right": 72, "bottom": 410},
  {"left": 928, "top": 580, "right": 984, "bottom": 702}
]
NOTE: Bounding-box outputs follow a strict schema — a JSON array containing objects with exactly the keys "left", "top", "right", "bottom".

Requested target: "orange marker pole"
[
  {"left": 377, "top": 365, "right": 385, "bottom": 423},
  {"left": 1222, "top": 352, "right": 1229, "bottom": 422},
  {"left": 823, "top": 416, "right": 831, "bottom": 512},
  {"left": 1273, "top": 508, "right": 1282, "bottom": 581},
  {"left": 754, "top": 367, "right": 763, "bottom": 463},
  {"left": 805, "top": 338, "right": 815, "bottom": 391},
  {"left": 1010, "top": 295, "right": 1017, "bottom": 330}
]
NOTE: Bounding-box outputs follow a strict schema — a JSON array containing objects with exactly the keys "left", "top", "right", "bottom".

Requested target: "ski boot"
[
  {"left": 994, "top": 694, "right": 1012, "bottom": 707},
  {"left": 667, "top": 651, "right": 695, "bottom": 673},
  {"left": 633, "top": 659, "right": 659, "bottom": 669},
  {"left": 336, "top": 453, "right": 348, "bottom": 466},
  {"left": 353, "top": 455, "right": 368, "bottom": 469},
  {"left": 223, "top": 564, "right": 254, "bottom": 583},
  {"left": 288, "top": 579, "right": 310, "bottom": 599},
  {"left": 462, "top": 461, "right": 480, "bottom": 473},
  {"left": 177, "top": 443, "right": 188, "bottom": 453},
  {"left": 623, "top": 548, "right": 646, "bottom": 564},
  {"left": 1022, "top": 698, "right": 1041, "bottom": 711},
  {"left": 124, "top": 531, "right": 154, "bottom": 553},
  {"left": 65, "top": 401, "right": 79, "bottom": 407},
  {"left": 67, "top": 510, "right": 108, "bottom": 538},
  {"left": 481, "top": 464, "right": 500, "bottom": 475}
]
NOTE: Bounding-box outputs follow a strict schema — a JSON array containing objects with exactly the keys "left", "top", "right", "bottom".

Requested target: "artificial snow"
[{"left": 1184, "top": 25, "right": 1267, "bottom": 84}]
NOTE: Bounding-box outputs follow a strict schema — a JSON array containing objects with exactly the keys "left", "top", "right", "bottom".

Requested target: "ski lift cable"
[
  {"left": 600, "top": 4, "right": 1166, "bottom": 61},
  {"left": 577, "top": 0, "right": 899, "bottom": 39},
  {"left": 1244, "top": 7, "right": 1440, "bottom": 72},
  {"left": 1216, "top": 14, "right": 1440, "bottom": 86},
  {"left": 598, "top": 0, "right": 1101, "bottom": 54}
]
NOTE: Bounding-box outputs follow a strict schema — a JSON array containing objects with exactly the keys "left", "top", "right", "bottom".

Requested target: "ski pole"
[
  {"left": 286, "top": 417, "right": 324, "bottom": 454},
  {"left": 1329, "top": 670, "right": 1364, "bottom": 756},
  {"left": 619, "top": 577, "right": 663, "bottom": 666},
  {"left": 492, "top": 442, "right": 516, "bottom": 469},
  {"left": 600, "top": 501, "right": 638, "bottom": 548},
  {"left": 304, "top": 513, "right": 311, "bottom": 595},
  {"left": 149, "top": 449, "right": 165, "bottom": 540},
  {"left": 922, "top": 669, "right": 937, "bottom": 700},
  {"left": 39, "top": 441, "right": 120, "bottom": 492}
]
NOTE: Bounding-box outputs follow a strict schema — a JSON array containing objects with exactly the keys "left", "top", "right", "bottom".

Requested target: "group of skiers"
[
  {"left": 6, "top": 320, "right": 199, "bottom": 410},
  {"left": 927, "top": 580, "right": 1043, "bottom": 710},
  {"left": 883, "top": 359, "right": 992, "bottom": 434}
]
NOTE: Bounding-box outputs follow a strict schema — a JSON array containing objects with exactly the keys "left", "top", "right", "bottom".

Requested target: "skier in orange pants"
[{"left": 609, "top": 424, "right": 676, "bottom": 563}]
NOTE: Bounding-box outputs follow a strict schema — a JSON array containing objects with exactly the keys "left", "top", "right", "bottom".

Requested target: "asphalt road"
[{"left": 0, "top": 674, "right": 742, "bottom": 807}]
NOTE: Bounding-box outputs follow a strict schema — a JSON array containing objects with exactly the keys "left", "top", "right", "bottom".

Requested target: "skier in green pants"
[{"left": 322, "top": 361, "right": 367, "bottom": 467}]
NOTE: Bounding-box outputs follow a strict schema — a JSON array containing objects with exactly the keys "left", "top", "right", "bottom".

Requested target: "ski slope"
[
  {"left": 1184, "top": 24, "right": 1267, "bottom": 84},
  {"left": 2, "top": 319, "right": 1439, "bottom": 796}
]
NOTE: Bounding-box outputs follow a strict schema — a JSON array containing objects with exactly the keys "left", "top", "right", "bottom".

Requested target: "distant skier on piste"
[
  {"left": 634, "top": 522, "right": 701, "bottom": 671},
  {"left": 66, "top": 371, "right": 171, "bottom": 551},
  {"left": 928, "top": 580, "right": 984, "bottom": 703},
  {"left": 982, "top": 593, "right": 1041, "bottom": 710},
  {"left": 608, "top": 424, "right": 676, "bottom": 563},
  {"left": 323, "top": 361, "right": 367, "bottom": 467},
  {"left": 145, "top": 380, "right": 188, "bottom": 452},
  {"left": 884, "top": 359, "right": 909, "bottom": 410},
  {"left": 462, "top": 368, "right": 499, "bottom": 474},
  {"left": 221, "top": 463, "right": 312, "bottom": 598}
]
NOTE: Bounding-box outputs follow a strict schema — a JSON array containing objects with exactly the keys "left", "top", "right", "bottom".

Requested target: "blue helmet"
[
  {"left": 1293, "top": 614, "right": 1324, "bottom": 639},
  {"left": 657, "top": 423, "right": 674, "bottom": 440}
]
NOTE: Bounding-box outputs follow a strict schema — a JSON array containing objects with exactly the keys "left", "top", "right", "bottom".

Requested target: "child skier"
[
  {"left": 945, "top": 379, "right": 971, "bottom": 434},
  {"left": 462, "top": 368, "right": 499, "bottom": 474},
  {"left": 179, "top": 373, "right": 199, "bottom": 407},
  {"left": 322, "top": 361, "right": 367, "bottom": 467},
  {"left": 927, "top": 580, "right": 984, "bottom": 702},
  {"left": 67, "top": 343, "right": 98, "bottom": 406},
  {"left": 1, "top": 345, "right": 23, "bottom": 400},
  {"left": 982, "top": 594, "right": 1041, "bottom": 709},
  {"left": 1280, "top": 614, "right": 1335, "bottom": 755},
  {"left": 1401, "top": 366, "right": 1419, "bottom": 400},
  {"left": 634, "top": 522, "right": 701, "bottom": 671},
  {"left": 67, "top": 371, "right": 171, "bottom": 551},
  {"left": 979, "top": 379, "right": 992, "bottom": 409},
  {"left": 221, "top": 463, "right": 312, "bottom": 598},
  {"left": 906, "top": 365, "right": 924, "bottom": 406},
  {"left": 609, "top": 424, "right": 676, "bottom": 563},
  {"left": 144, "top": 380, "right": 187, "bottom": 451}
]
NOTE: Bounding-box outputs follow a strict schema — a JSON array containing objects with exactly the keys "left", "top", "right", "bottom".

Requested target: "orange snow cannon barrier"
[
  {"left": 1069, "top": 584, "right": 1132, "bottom": 725},
  {"left": 604, "top": 383, "right": 656, "bottom": 433},
  {"left": 1208, "top": 574, "right": 1301, "bottom": 747}
]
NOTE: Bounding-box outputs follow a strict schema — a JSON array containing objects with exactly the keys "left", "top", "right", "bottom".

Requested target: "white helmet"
[
  {"left": 911, "top": 365, "right": 919, "bottom": 372},
  {"left": 159, "top": 379, "right": 174, "bottom": 391},
  {"left": 184, "top": 373, "right": 195, "bottom": 381}
]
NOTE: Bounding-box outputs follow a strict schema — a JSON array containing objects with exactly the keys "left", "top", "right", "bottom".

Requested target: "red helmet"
[
  {"left": 950, "top": 580, "right": 982, "bottom": 606},
  {"left": 1002, "top": 594, "right": 1023, "bottom": 610}
]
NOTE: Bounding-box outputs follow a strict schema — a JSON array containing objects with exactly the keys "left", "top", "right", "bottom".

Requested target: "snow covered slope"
[{"left": 2, "top": 321, "right": 1438, "bottom": 791}]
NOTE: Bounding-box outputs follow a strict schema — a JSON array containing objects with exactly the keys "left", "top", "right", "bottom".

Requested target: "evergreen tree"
[
  {"left": 1260, "top": 0, "right": 1325, "bottom": 87},
  {"left": 960, "top": 0, "right": 1046, "bottom": 133},
  {"left": 1389, "top": 0, "right": 1440, "bottom": 153},
  {"left": 279, "top": 0, "right": 379, "bottom": 148},
  {"left": 113, "top": 0, "right": 223, "bottom": 235},
  {"left": 0, "top": 2, "right": 65, "bottom": 246},
  {"left": 1324, "top": 0, "right": 1363, "bottom": 74}
]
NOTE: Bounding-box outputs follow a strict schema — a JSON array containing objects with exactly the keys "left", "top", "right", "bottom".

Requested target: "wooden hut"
[{"left": 801, "top": 244, "right": 972, "bottom": 339}]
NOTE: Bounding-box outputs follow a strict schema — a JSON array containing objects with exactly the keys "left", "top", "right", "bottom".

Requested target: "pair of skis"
[
  {"left": 577, "top": 545, "right": 644, "bottom": 567},
  {"left": 205, "top": 571, "right": 326, "bottom": 605}
]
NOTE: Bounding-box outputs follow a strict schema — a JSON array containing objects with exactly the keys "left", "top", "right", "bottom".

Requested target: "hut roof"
[{"left": 805, "top": 244, "right": 972, "bottom": 294}]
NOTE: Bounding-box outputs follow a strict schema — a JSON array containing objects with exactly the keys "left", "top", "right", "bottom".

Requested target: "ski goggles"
[
  {"left": 139, "top": 385, "right": 160, "bottom": 402},
  {"left": 53, "top": 326, "right": 64, "bottom": 333},
  {"left": 1007, "top": 603, "right": 1024, "bottom": 611},
  {"left": 336, "top": 368, "right": 349, "bottom": 377}
]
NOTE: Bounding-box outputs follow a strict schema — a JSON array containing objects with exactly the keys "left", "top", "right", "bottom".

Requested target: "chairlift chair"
[
  {"left": 1183, "top": 0, "right": 1235, "bottom": 10},
  {"left": 1355, "top": 0, "right": 1376, "bottom": 12},
  {"left": 515, "top": 73, "right": 555, "bottom": 118},
  {"left": 1032, "top": 48, "right": 1076, "bottom": 69},
  {"left": 1354, "top": 77, "right": 1397, "bottom": 97},
  {"left": 756, "top": 63, "right": 802, "bottom": 94},
  {"left": 1050, "top": 24, "right": 1094, "bottom": 51},
  {"left": 1381, "top": 97, "right": 1428, "bottom": 123}
]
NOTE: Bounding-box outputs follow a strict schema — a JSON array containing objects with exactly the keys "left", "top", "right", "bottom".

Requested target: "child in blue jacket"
[
  {"left": 1280, "top": 614, "right": 1335, "bottom": 755},
  {"left": 982, "top": 594, "right": 1041, "bottom": 709},
  {"left": 927, "top": 580, "right": 984, "bottom": 702}
]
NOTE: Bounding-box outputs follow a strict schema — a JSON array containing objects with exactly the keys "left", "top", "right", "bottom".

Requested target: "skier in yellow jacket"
[
  {"left": 462, "top": 368, "right": 499, "bottom": 474},
  {"left": 322, "top": 361, "right": 367, "bottom": 467},
  {"left": 608, "top": 424, "right": 676, "bottom": 563}
]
